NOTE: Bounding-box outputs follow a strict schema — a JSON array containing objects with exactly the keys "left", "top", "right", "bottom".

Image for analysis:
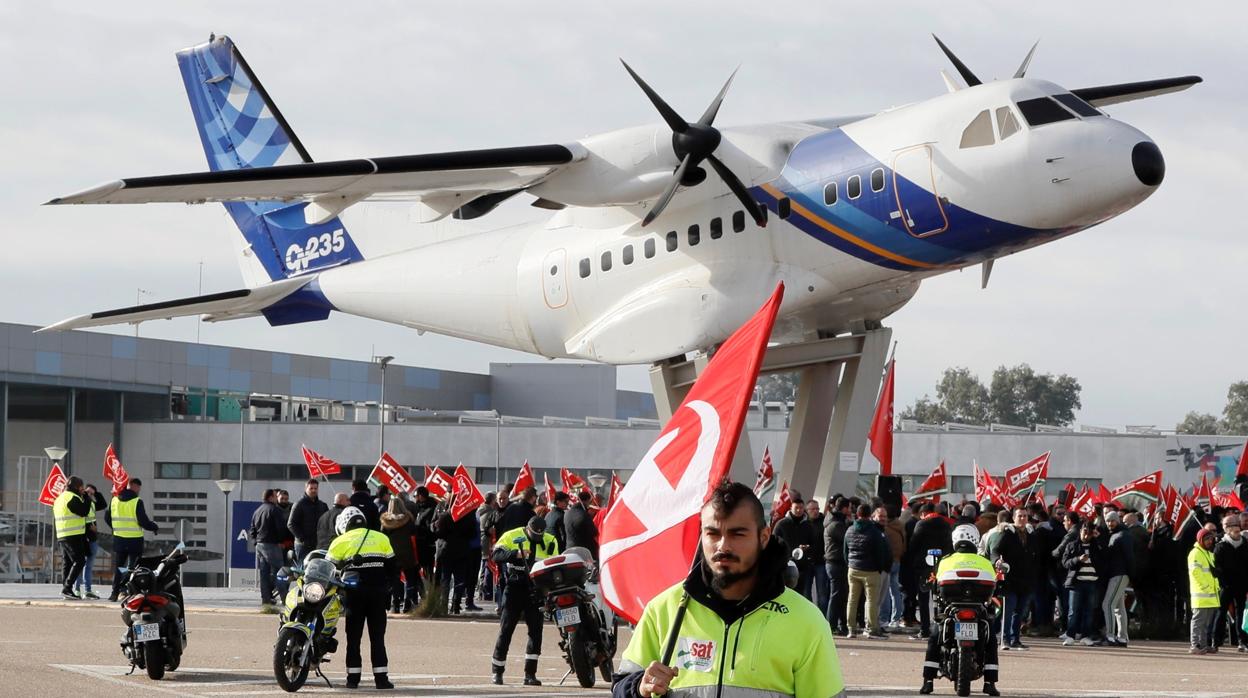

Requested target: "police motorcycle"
[
  {"left": 118, "top": 542, "right": 189, "bottom": 680},
  {"left": 272, "top": 550, "right": 350, "bottom": 692},
  {"left": 529, "top": 546, "right": 617, "bottom": 688},
  {"left": 922, "top": 527, "right": 1004, "bottom": 698}
]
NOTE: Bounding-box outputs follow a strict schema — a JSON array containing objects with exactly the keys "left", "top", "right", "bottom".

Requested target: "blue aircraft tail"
[{"left": 175, "top": 35, "right": 364, "bottom": 287}]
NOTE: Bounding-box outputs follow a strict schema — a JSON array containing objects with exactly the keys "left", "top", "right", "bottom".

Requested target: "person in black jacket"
[
  {"left": 824, "top": 497, "right": 852, "bottom": 633},
  {"left": 349, "top": 479, "right": 381, "bottom": 530},
  {"left": 1061, "top": 522, "right": 1106, "bottom": 646},
  {"left": 498, "top": 487, "right": 537, "bottom": 534},
  {"left": 804, "top": 499, "right": 829, "bottom": 614},
  {"left": 544, "top": 491, "right": 570, "bottom": 551},
  {"left": 288, "top": 479, "right": 329, "bottom": 564},
  {"left": 316, "top": 492, "right": 350, "bottom": 550},
  {"left": 773, "top": 495, "right": 816, "bottom": 598},
  {"left": 74, "top": 483, "right": 108, "bottom": 599},
  {"left": 992, "top": 508, "right": 1043, "bottom": 650},
  {"left": 907, "top": 503, "right": 953, "bottom": 638},
  {"left": 409, "top": 488, "right": 438, "bottom": 604},
  {"left": 1213, "top": 514, "right": 1248, "bottom": 651},
  {"left": 1099, "top": 510, "right": 1134, "bottom": 646},
  {"left": 564, "top": 490, "right": 599, "bottom": 559},
  {"left": 249, "top": 488, "right": 286, "bottom": 606},
  {"left": 844, "top": 504, "right": 891, "bottom": 638}
]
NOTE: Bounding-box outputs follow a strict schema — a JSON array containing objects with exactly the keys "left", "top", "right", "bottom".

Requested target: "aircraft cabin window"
[
  {"left": 777, "top": 197, "right": 791, "bottom": 220},
  {"left": 959, "top": 109, "right": 995, "bottom": 148},
  {"left": 1016, "top": 97, "right": 1076, "bottom": 127},
  {"left": 666, "top": 231, "right": 678, "bottom": 252},
  {"left": 710, "top": 217, "right": 723, "bottom": 239},
  {"left": 870, "top": 168, "right": 885, "bottom": 192},
  {"left": 644, "top": 238, "right": 656, "bottom": 258},
  {"left": 622, "top": 244, "right": 634, "bottom": 265},
  {"left": 732, "top": 210, "right": 746, "bottom": 232},
  {"left": 1052, "top": 93, "right": 1101, "bottom": 117},
  {"left": 996, "top": 106, "right": 1021, "bottom": 140},
  {"left": 601, "top": 251, "right": 612, "bottom": 272},
  {"left": 824, "top": 181, "right": 838, "bottom": 206},
  {"left": 688, "top": 224, "right": 700, "bottom": 246},
  {"left": 847, "top": 175, "right": 862, "bottom": 199},
  {"left": 579, "top": 258, "right": 590, "bottom": 278}
]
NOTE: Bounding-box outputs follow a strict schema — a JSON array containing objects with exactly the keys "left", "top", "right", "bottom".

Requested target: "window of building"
[
  {"left": 622, "top": 244, "right": 634, "bottom": 265},
  {"left": 1052, "top": 92, "right": 1101, "bottom": 117},
  {"left": 996, "top": 106, "right": 1021, "bottom": 140},
  {"left": 1016, "top": 97, "right": 1076, "bottom": 127},
  {"left": 601, "top": 251, "right": 612, "bottom": 272},
  {"left": 777, "top": 198, "right": 791, "bottom": 220},
  {"left": 732, "top": 210, "right": 746, "bottom": 233},
  {"left": 824, "top": 181, "right": 838, "bottom": 206},
  {"left": 959, "top": 109, "right": 995, "bottom": 148},
  {"left": 156, "top": 463, "right": 186, "bottom": 479},
  {"left": 579, "top": 258, "right": 590, "bottom": 278},
  {"left": 710, "top": 217, "right": 723, "bottom": 240},
  {"left": 247, "top": 464, "right": 287, "bottom": 480},
  {"left": 688, "top": 224, "right": 700, "bottom": 246},
  {"left": 870, "top": 168, "right": 885, "bottom": 192},
  {"left": 644, "top": 238, "right": 656, "bottom": 259},
  {"left": 847, "top": 175, "right": 862, "bottom": 199},
  {"left": 666, "top": 231, "right": 678, "bottom": 252}
]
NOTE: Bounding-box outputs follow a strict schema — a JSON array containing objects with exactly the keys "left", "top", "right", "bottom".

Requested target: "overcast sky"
[{"left": 2, "top": 2, "right": 1243, "bottom": 429}]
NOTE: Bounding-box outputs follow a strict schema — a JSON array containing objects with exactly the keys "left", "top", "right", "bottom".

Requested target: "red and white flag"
[
  {"left": 1109, "top": 470, "right": 1163, "bottom": 504},
  {"left": 424, "top": 465, "right": 454, "bottom": 500},
  {"left": 606, "top": 472, "right": 624, "bottom": 511},
  {"left": 561, "top": 467, "right": 588, "bottom": 495},
  {"left": 1217, "top": 490, "right": 1246, "bottom": 511},
  {"left": 38, "top": 463, "right": 68, "bottom": 506},
  {"left": 301, "top": 445, "right": 343, "bottom": 479},
  {"left": 450, "top": 464, "right": 486, "bottom": 522},
  {"left": 868, "top": 359, "right": 895, "bottom": 476},
  {"left": 600, "top": 283, "right": 783, "bottom": 624},
  {"left": 753, "top": 446, "right": 775, "bottom": 499},
  {"left": 513, "top": 460, "right": 536, "bottom": 496},
  {"left": 543, "top": 472, "right": 558, "bottom": 507},
  {"left": 973, "top": 461, "right": 996, "bottom": 505},
  {"left": 1004, "top": 452, "right": 1050, "bottom": 497},
  {"left": 770, "top": 481, "right": 793, "bottom": 527},
  {"left": 368, "top": 452, "right": 418, "bottom": 496},
  {"left": 1162, "top": 485, "right": 1196, "bottom": 540},
  {"left": 1070, "top": 485, "right": 1097, "bottom": 518},
  {"left": 103, "top": 443, "right": 130, "bottom": 496},
  {"left": 1196, "top": 472, "right": 1213, "bottom": 512},
  {"left": 1062, "top": 482, "right": 1077, "bottom": 508},
  {"left": 913, "top": 460, "right": 949, "bottom": 500}
]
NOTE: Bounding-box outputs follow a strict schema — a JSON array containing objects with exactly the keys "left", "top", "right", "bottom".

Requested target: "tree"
[
  {"left": 900, "top": 395, "right": 948, "bottom": 424},
  {"left": 900, "top": 367, "right": 988, "bottom": 424},
  {"left": 756, "top": 372, "right": 798, "bottom": 404},
  {"left": 988, "top": 364, "right": 1081, "bottom": 427},
  {"left": 1221, "top": 381, "right": 1248, "bottom": 435},
  {"left": 1176, "top": 411, "right": 1219, "bottom": 434}
]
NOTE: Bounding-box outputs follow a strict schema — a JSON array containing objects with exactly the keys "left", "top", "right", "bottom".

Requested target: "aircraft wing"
[
  {"left": 1072, "top": 76, "right": 1202, "bottom": 108},
  {"left": 38, "top": 276, "right": 314, "bottom": 332}
]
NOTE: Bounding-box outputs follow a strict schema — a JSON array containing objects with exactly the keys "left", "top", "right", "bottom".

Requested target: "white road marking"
[{"left": 847, "top": 685, "right": 1238, "bottom": 698}]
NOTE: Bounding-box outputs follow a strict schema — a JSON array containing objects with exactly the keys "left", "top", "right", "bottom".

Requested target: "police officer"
[
  {"left": 920, "top": 524, "right": 1000, "bottom": 696},
  {"left": 327, "top": 506, "right": 397, "bottom": 689},
  {"left": 491, "top": 515, "right": 559, "bottom": 686},
  {"left": 53, "top": 476, "right": 92, "bottom": 600},
  {"left": 106, "top": 478, "right": 160, "bottom": 602}
]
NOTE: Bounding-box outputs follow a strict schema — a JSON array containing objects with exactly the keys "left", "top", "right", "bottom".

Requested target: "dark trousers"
[
  {"left": 111, "top": 538, "right": 144, "bottom": 595},
  {"left": 1002, "top": 590, "right": 1034, "bottom": 646},
  {"left": 1067, "top": 581, "right": 1097, "bottom": 638},
  {"left": 919, "top": 588, "right": 934, "bottom": 635},
  {"left": 59, "top": 537, "right": 87, "bottom": 592},
  {"left": 492, "top": 583, "right": 543, "bottom": 676},
  {"left": 344, "top": 590, "right": 389, "bottom": 674},
  {"left": 923, "top": 620, "right": 999, "bottom": 683},
  {"left": 392, "top": 567, "right": 418, "bottom": 609},
  {"left": 826, "top": 562, "right": 848, "bottom": 631},
  {"left": 1215, "top": 588, "right": 1247, "bottom": 648}
]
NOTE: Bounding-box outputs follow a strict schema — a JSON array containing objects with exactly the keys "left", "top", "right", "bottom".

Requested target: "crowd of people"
[{"left": 769, "top": 486, "right": 1248, "bottom": 655}]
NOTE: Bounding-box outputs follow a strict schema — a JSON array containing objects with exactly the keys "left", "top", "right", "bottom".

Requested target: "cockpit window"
[
  {"left": 1052, "top": 93, "right": 1102, "bottom": 117},
  {"left": 959, "top": 109, "right": 995, "bottom": 148},
  {"left": 996, "top": 106, "right": 1021, "bottom": 140},
  {"left": 1016, "top": 97, "right": 1077, "bottom": 127}
]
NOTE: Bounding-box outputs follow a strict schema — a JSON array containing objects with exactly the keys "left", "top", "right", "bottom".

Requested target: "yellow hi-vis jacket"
[
  {"left": 936, "top": 551, "right": 997, "bottom": 583},
  {"left": 620, "top": 581, "right": 845, "bottom": 698},
  {"left": 1188, "top": 545, "right": 1220, "bottom": 609},
  {"left": 53, "top": 491, "right": 87, "bottom": 539},
  {"left": 110, "top": 496, "right": 143, "bottom": 539}
]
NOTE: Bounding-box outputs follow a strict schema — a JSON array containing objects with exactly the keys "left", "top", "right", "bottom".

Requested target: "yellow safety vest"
[
  {"left": 53, "top": 491, "right": 87, "bottom": 539},
  {"left": 494, "top": 526, "right": 559, "bottom": 570},
  {"left": 1188, "top": 545, "right": 1220, "bottom": 609},
  {"left": 326, "top": 527, "right": 395, "bottom": 571},
  {"left": 110, "top": 496, "right": 144, "bottom": 539},
  {"left": 86, "top": 502, "right": 96, "bottom": 525},
  {"left": 936, "top": 551, "right": 997, "bottom": 584}
]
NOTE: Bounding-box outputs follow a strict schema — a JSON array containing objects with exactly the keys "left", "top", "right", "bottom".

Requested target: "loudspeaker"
[{"left": 877, "top": 475, "right": 903, "bottom": 515}]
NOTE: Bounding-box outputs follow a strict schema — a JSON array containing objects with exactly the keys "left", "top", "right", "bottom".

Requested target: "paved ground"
[{"left": 0, "top": 592, "right": 1243, "bottom": 697}]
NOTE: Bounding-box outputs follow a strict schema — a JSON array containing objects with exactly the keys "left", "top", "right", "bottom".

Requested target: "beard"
[{"left": 707, "top": 550, "right": 759, "bottom": 594}]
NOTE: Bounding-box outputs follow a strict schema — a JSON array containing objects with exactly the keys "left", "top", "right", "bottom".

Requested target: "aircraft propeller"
[{"left": 620, "top": 60, "right": 767, "bottom": 228}]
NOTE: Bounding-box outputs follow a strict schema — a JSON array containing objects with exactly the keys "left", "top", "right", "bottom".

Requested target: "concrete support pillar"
[
  {"left": 0, "top": 382, "right": 7, "bottom": 506},
  {"left": 778, "top": 363, "right": 843, "bottom": 501},
  {"left": 113, "top": 392, "right": 125, "bottom": 461},
  {"left": 64, "top": 387, "right": 76, "bottom": 473},
  {"left": 817, "top": 328, "right": 892, "bottom": 499},
  {"left": 648, "top": 353, "right": 706, "bottom": 423}
]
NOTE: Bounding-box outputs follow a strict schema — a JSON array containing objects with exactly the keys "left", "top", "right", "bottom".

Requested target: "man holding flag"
[{"left": 105, "top": 477, "right": 159, "bottom": 602}]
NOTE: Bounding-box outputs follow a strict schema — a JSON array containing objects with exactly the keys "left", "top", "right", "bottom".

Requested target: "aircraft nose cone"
[{"left": 1132, "top": 141, "right": 1165, "bottom": 187}]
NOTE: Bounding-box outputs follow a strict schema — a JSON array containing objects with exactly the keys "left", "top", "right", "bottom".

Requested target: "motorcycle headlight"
[{"left": 303, "top": 582, "right": 326, "bottom": 604}]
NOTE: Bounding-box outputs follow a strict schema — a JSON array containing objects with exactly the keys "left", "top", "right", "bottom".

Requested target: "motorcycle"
[
  {"left": 529, "top": 546, "right": 617, "bottom": 689},
  {"left": 272, "top": 553, "right": 350, "bottom": 692},
  {"left": 925, "top": 549, "right": 1001, "bottom": 698},
  {"left": 118, "top": 542, "right": 189, "bottom": 680}
]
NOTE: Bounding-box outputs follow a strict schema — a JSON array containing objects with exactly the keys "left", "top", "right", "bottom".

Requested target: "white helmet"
[
  {"left": 952, "top": 524, "right": 981, "bottom": 551},
  {"left": 335, "top": 506, "right": 366, "bottom": 536}
]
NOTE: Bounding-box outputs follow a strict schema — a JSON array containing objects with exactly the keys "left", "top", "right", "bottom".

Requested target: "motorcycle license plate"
[
  {"left": 133, "top": 623, "right": 161, "bottom": 643},
  {"left": 555, "top": 606, "right": 581, "bottom": 628},
  {"left": 954, "top": 622, "right": 978, "bottom": 641}
]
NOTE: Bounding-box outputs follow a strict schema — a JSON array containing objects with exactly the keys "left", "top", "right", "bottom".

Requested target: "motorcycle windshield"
[{"left": 303, "top": 559, "right": 337, "bottom": 585}]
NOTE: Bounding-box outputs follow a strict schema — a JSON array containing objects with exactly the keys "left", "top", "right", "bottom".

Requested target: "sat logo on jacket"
[{"left": 677, "top": 637, "right": 716, "bottom": 672}]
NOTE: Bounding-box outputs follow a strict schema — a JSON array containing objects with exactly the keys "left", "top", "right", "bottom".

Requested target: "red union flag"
[
  {"left": 770, "top": 481, "right": 793, "bottom": 527},
  {"left": 368, "top": 452, "right": 418, "bottom": 496},
  {"left": 424, "top": 465, "right": 454, "bottom": 499},
  {"left": 1196, "top": 472, "right": 1213, "bottom": 512},
  {"left": 1163, "top": 485, "right": 1196, "bottom": 540},
  {"left": 600, "top": 283, "right": 783, "bottom": 624},
  {"left": 913, "top": 461, "right": 950, "bottom": 500},
  {"left": 1004, "top": 452, "right": 1050, "bottom": 497},
  {"left": 103, "top": 443, "right": 130, "bottom": 496},
  {"left": 513, "top": 460, "right": 536, "bottom": 495},
  {"left": 450, "top": 464, "right": 486, "bottom": 521},
  {"left": 1238, "top": 440, "right": 1248, "bottom": 480},
  {"left": 561, "top": 467, "right": 588, "bottom": 494},
  {"left": 543, "top": 472, "right": 558, "bottom": 507},
  {"left": 1110, "top": 470, "right": 1163, "bottom": 504},
  {"left": 38, "top": 463, "right": 68, "bottom": 506},
  {"left": 973, "top": 461, "right": 996, "bottom": 505},
  {"left": 607, "top": 471, "right": 624, "bottom": 511},
  {"left": 753, "top": 446, "right": 775, "bottom": 498},
  {"left": 1070, "top": 485, "right": 1096, "bottom": 518},
  {"left": 301, "top": 445, "right": 342, "bottom": 479},
  {"left": 868, "top": 359, "right": 895, "bottom": 476}
]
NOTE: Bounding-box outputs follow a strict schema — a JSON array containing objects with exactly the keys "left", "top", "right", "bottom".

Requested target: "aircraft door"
[
  {"left": 892, "top": 145, "right": 949, "bottom": 237},
  {"left": 541, "top": 248, "right": 569, "bottom": 309}
]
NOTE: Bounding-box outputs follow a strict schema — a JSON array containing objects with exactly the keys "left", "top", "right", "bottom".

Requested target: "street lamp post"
[
  {"left": 215, "top": 479, "right": 237, "bottom": 587},
  {"left": 587, "top": 473, "right": 608, "bottom": 501},
  {"left": 375, "top": 356, "right": 395, "bottom": 458}
]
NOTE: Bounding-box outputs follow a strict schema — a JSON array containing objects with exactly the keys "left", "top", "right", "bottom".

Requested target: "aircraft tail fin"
[{"left": 175, "top": 34, "right": 364, "bottom": 287}]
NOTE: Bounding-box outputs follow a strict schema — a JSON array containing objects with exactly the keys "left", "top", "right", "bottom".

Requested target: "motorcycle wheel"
[
  {"left": 144, "top": 642, "right": 166, "bottom": 681},
  {"left": 274, "top": 627, "right": 311, "bottom": 692},
  {"left": 568, "top": 632, "right": 596, "bottom": 689},
  {"left": 598, "top": 654, "right": 614, "bottom": 685},
  {"left": 955, "top": 646, "right": 974, "bottom": 697}
]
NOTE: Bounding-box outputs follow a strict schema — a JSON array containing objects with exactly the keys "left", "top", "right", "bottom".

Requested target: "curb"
[{"left": 0, "top": 598, "right": 501, "bottom": 621}]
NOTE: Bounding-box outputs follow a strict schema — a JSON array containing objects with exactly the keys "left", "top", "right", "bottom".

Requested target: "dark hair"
[
  {"left": 67, "top": 476, "right": 84, "bottom": 491},
  {"left": 85, "top": 482, "right": 98, "bottom": 492},
  {"left": 306, "top": 478, "right": 320, "bottom": 486},
  {"left": 1081, "top": 521, "right": 1098, "bottom": 533},
  {"left": 856, "top": 503, "right": 872, "bottom": 519},
  {"left": 553, "top": 491, "right": 570, "bottom": 505},
  {"left": 352, "top": 479, "right": 367, "bottom": 492},
  {"left": 577, "top": 489, "right": 592, "bottom": 504},
  {"left": 997, "top": 510, "right": 1011, "bottom": 524},
  {"left": 705, "top": 481, "right": 765, "bottom": 529},
  {"left": 790, "top": 495, "right": 805, "bottom": 506},
  {"left": 415, "top": 486, "right": 429, "bottom": 498},
  {"left": 262, "top": 488, "right": 276, "bottom": 502},
  {"left": 1064, "top": 511, "right": 1080, "bottom": 526},
  {"left": 919, "top": 502, "right": 936, "bottom": 515},
  {"left": 375, "top": 485, "right": 390, "bottom": 498},
  {"left": 128, "top": 478, "right": 143, "bottom": 487},
  {"left": 523, "top": 486, "right": 538, "bottom": 502}
]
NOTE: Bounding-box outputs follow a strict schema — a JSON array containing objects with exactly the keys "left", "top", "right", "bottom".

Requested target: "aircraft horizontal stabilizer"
[
  {"left": 1072, "top": 76, "right": 1202, "bottom": 107},
  {"left": 38, "top": 276, "right": 315, "bottom": 333}
]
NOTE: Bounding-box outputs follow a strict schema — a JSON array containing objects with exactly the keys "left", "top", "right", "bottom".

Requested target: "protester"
[
  {"left": 106, "top": 477, "right": 159, "bottom": 602},
  {"left": 350, "top": 479, "right": 381, "bottom": 530},
  {"left": 380, "top": 496, "right": 419, "bottom": 613},
  {"left": 564, "top": 489, "right": 599, "bottom": 560},
  {"left": 410, "top": 487, "right": 438, "bottom": 604},
  {"left": 1213, "top": 514, "right": 1247, "bottom": 651},
  {"left": 288, "top": 479, "right": 328, "bottom": 564},
  {"left": 804, "top": 498, "right": 829, "bottom": 614},
  {"left": 845, "top": 503, "right": 890, "bottom": 639},
  {"left": 498, "top": 486, "right": 536, "bottom": 533},
  {"left": 773, "top": 495, "right": 815, "bottom": 597},
  {"left": 993, "top": 507, "right": 1042, "bottom": 650},
  {"left": 1188, "top": 527, "right": 1221, "bottom": 654},
  {"left": 878, "top": 505, "right": 906, "bottom": 628},
  {"left": 477, "top": 492, "right": 502, "bottom": 602},
  {"left": 824, "top": 496, "right": 851, "bottom": 635},
  {"left": 1099, "top": 510, "right": 1133, "bottom": 646},
  {"left": 907, "top": 502, "right": 953, "bottom": 638},
  {"left": 544, "top": 491, "right": 570, "bottom": 551},
  {"left": 374, "top": 485, "right": 391, "bottom": 516},
  {"left": 53, "top": 476, "right": 92, "bottom": 600},
  {"left": 1061, "top": 522, "right": 1105, "bottom": 646},
  {"left": 249, "top": 488, "right": 287, "bottom": 605},
  {"left": 317, "top": 492, "right": 350, "bottom": 550},
  {"left": 75, "top": 483, "right": 107, "bottom": 599}
]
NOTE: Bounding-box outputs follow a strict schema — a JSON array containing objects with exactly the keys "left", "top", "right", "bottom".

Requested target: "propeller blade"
[
  {"left": 643, "top": 155, "right": 693, "bottom": 227},
  {"left": 697, "top": 66, "right": 740, "bottom": 127},
  {"left": 932, "top": 34, "right": 982, "bottom": 87},
  {"left": 1013, "top": 40, "right": 1039, "bottom": 79},
  {"left": 706, "top": 154, "right": 766, "bottom": 228},
  {"left": 620, "top": 60, "right": 688, "bottom": 134}
]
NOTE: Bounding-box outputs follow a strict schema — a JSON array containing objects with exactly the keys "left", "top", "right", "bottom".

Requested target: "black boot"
[
  {"left": 374, "top": 673, "right": 394, "bottom": 689},
  {"left": 492, "top": 671, "right": 504, "bottom": 685},
  {"left": 919, "top": 679, "right": 934, "bottom": 695},
  {"left": 345, "top": 672, "right": 360, "bottom": 689},
  {"left": 523, "top": 658, "right": 541, "bottom": 685},
  {"left": 524, "top": 675, "right": 542, "bottom": 686},
  {"left": 983, "top": 682, "right": 1000, "bottom": 696}
]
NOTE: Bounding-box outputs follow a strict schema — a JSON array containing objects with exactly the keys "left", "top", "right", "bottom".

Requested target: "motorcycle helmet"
[
  {"left": 951, "top": 524, "right": 981, "bottom": 553},
  {"left": 126, "top": 567, "right": 155, "bottom": 595},
  {"left": 335, "top": 506, "right": 367, "bottom": 536}
]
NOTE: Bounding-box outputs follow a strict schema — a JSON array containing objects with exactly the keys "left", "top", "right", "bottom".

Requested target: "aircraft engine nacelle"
[{"left": 530, "top": 125, "right": 683, "bottom": 207}]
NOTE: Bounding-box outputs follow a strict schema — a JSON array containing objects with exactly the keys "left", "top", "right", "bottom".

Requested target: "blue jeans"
[
  {"left": 811, "top": 561, "right": 831, "bottom": 616},
  {"left": 111, "top": 538, "right": 144, "bottom": 596},
  {"left": 879, "top": 560, "right": 903, "bottom": 625},
  {"left": 1067, "top": 581, "right": 1097, "bottom": 638},
  {"left": 76, "top": 540, "right": 98, "bottom": 592},
  {"left": 256, "top": 542, "right": 284, "bottom": 604},
  {"left": 1002, "top": 590, "right": 1034, "bottom": 646}
]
